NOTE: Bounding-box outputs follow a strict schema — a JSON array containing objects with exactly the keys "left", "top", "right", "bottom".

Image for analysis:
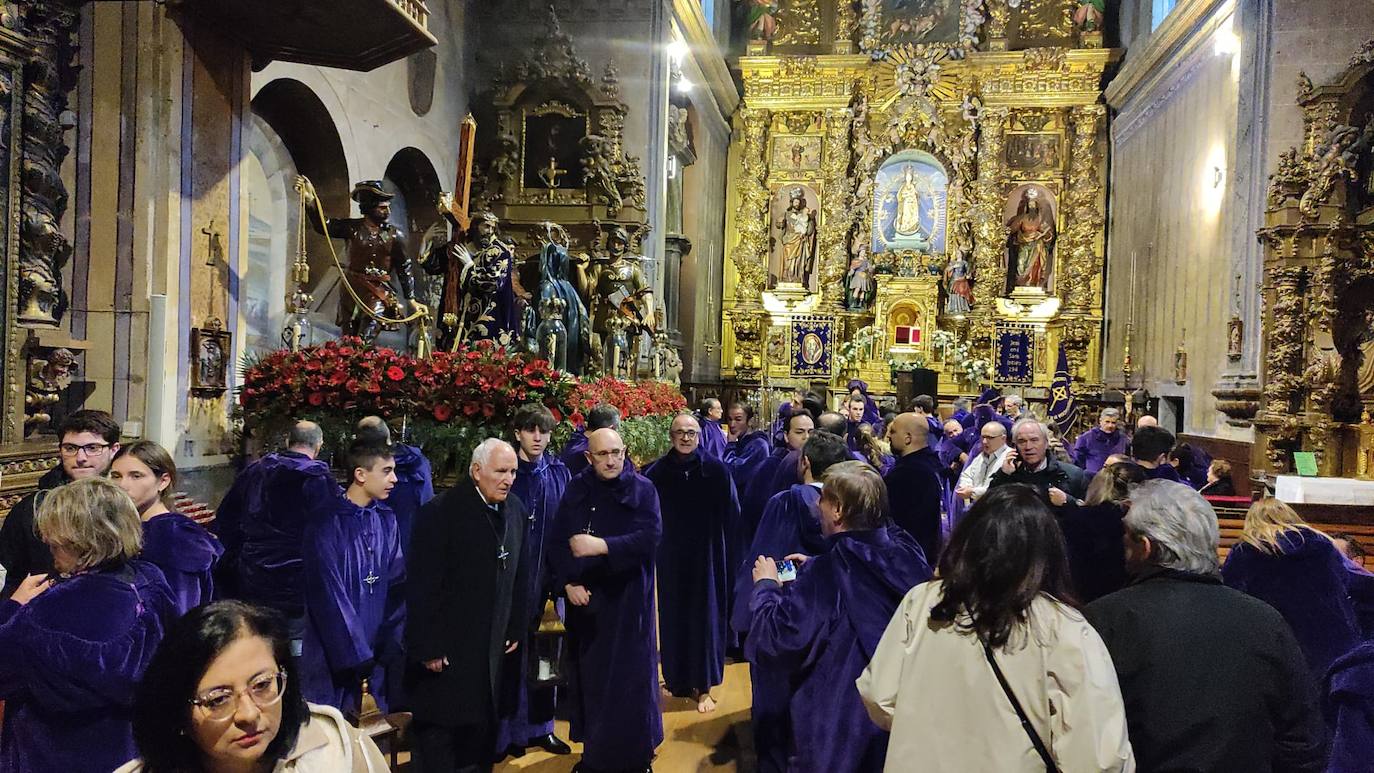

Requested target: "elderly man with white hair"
[
  {"left": 987, "top": 417, "right": 1088, "bottom": 506},
  {"left": 1070, "top": 407, "right": 1128, "bottom": 475},
  {"left": 405, "top": 437, "right": 529, "bottom": 772},
  {"left": 1084, "top": 480, "right": 1326, "bottom": 773}
]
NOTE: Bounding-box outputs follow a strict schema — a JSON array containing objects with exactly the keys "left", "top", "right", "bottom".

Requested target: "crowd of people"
[{"left": 0, "top": 390, "right": 1371, "bottom": 772}]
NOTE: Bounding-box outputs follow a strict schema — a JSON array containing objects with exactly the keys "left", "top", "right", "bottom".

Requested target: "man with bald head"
[
  {"left": 551, "top": 428, "right": 664, "bottom": 772},
  {"left": 407, "top": 438, "right": 529, "bottom": 771},
  {"left": 884, "top": 412, "right": 946, "bottom": 564},
  {"left": 644, "top": 413, "right": 738, "bottom": 713},
  {"left": 1136, "top": 414, "right": 1159, "bottom": 430},
  {"left": 955, "top": 420, "right": 1010, "bottom": 505},
  {"left": 215, "top": 419, "right": 340, "bottom": 650}
]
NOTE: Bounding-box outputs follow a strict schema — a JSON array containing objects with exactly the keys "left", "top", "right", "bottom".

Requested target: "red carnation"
[
  {"left": 386, "top": 366, "right": 406, "bottom": 382},
  {"left": 550, "top": 406, "right": 563, "bottom": 422},
  {"left": 307, "top": 392, "right": 325, "bottom": 406},
  {"left": 432, "top": 403, "right": 454, "bottom": 421},
  {"left": 569, "top": 411, "right": 584, "bottom": 426}
]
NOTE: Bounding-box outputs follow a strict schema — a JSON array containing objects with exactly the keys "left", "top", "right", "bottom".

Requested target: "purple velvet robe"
[
  {"left": 140, "top": 511, "right": 223, "bottom": 615},
  {"left": 741, "top": 447, "right": 793, "bottom": 551},
  {"left": 388, "top": 443, "right": 434, "bottom": 549},
  {"left": 731, "top": 483, "right": 824, "bottom": 773},
  {"left": 1325, "top": 640, "right": 1374, "bottom": 772},
  {"left": 1069, "top": 427, "right": 1128, "bottom": 475},
  {"left": 496, "top": 452, "right": 571, "bottom": 748},
  {"left": 697, "top": 414, "right": 727, "bottom": 460},
  {"left": 301, "top": 495, "right": 405, "bottom": 715},
  {"left": 0, "top": 560, "right": 176, "bottom": 773},
  {"left": 1142, "top": 463, "right": 1183, "bottom": 483},
  {"left": 550, "top": 466, "right": 664, "bottom": 769},
  {"left": 560, "top": 428, "right": 590, "bottom": 475},
  {"left": 724, "top": 430, "right": 772, "bottom": 493},
  {"left": 952, "top": 408, "right": 974, "bottom": 428},
  {"left": 645, "top": 450, "right": 738, "bottom": 695},
  {"left": 213, "top": 450, "right": 340, "bottom": 613},
  {"left": 747, "top": 526, "right": 932, "bottom": 773},
  {"left": 1223, "top": 530, "right": 1374, "bottom": 686}
]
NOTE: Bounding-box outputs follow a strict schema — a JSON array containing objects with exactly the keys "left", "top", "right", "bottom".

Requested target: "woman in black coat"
[{"left": 1059, "top": 462, "right": 1147, "bottom": 602}]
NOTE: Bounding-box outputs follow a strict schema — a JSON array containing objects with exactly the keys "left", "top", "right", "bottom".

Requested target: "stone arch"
[{"left": 384, "top": 147, "right": 445, "bottom": 311}]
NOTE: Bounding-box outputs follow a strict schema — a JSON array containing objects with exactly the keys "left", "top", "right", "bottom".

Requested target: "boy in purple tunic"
[
  {"left": 213, "top": 421, "right": 340, "bottom": 640},
  {"left": 112, "top": 441, "right": 222, "bottom": 615},
  {"left": 748, "top": 462, "right": 932, "bottom": 773},
  {"left": 645, "top": 414, "right": 739, "bottom": 714},
  {"left": 352, "top": 416, "right": 435, "bottom": 549},
  {"left": 733, "top": 431, "right": 851, "bottom": 773},
  {"left": 550, "top": 428, "right": 663, "bottom": 772},
  {"left": 1070, "top": 407, "right": 1128, "bottom": 475},
  {"left": 300, "top": 442, "right": 405, "bottom": 715},
  {"left": 496, "top": 404, "right": 574, "bottom": 757}
]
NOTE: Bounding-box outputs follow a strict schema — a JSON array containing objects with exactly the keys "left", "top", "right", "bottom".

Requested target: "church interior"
[{"left": 1, "top": 0, "right": 1374, "bottom": 770}]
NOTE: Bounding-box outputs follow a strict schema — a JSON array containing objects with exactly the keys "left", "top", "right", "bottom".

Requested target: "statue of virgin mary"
[{"left": 893, "top": 165, "right": 924, "bottom": 236}]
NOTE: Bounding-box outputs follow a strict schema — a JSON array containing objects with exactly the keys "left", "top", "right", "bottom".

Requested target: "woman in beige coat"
[
  {"left": 117, "top": 601, "right": 387, "bottom": 773},
  {"left": 857, "top": 484, "right": 1135, "bottom": 772}
]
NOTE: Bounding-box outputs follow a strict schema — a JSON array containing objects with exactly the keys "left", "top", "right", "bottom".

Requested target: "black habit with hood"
[{"left": 404, "top": 479, "right": 529, "bottom": 728}]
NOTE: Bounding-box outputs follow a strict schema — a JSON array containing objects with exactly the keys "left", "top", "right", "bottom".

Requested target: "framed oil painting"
[
  {"left": 770, "top": 135, "right": 822, "bottom": 173},
  {"left": 871, "top": 150, "right": 948, "bottom": 256},
  {"left": 191, "top": 319, "right": 231, "bottom": 396},
  {"left": 863, "top": 0, "right": 965, "bottom": 49}
]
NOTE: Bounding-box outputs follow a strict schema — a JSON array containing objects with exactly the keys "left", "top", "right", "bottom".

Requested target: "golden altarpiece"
[
  {"left": 1253, "top": 41, "right": 1374, "bottom": 478},
  {"left": 720, "top": 0, "right": 1117, "bottom": 408}
]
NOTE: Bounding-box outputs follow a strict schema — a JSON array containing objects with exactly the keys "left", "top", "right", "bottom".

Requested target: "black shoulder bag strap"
[{"left": 983, "top": 641, "right": 1060, "bottom": 772}]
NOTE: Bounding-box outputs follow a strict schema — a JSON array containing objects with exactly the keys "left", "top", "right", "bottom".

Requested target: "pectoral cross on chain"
[
  {"left": 362, "top": 570, "right": 380, "bottom": 593},
  {"left": 497, "top": 545, "right": 510, "bottom": 569}
]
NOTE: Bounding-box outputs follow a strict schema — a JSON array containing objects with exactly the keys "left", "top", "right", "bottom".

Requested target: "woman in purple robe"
[
  {"left": 1223, "top": 498, "right": 1374, "bottom": 685},
  {"left": 748, "top": 462, "right": 932, "bottom": 773},
  {"left": 112, "top": 441, "right": 222, "bottom": 615},
  {"left": 0, "top": 477, "right": 177, "bottom": 773}
]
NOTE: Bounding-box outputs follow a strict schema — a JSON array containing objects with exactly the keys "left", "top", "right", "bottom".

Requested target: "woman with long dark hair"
[
  {"left": 118, "top": 600, "right": 385, "bottom": 772},
  {"left": 858, "top": 484, "right": 1133, "bottom": 772}
]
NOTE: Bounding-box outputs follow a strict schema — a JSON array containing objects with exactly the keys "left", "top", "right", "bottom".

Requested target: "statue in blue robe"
[
  {"left": 747, "top": 525, "right": 932, "bottom": 773},
  {"left": 536, "top": 242, "right": 591, "bottom": 375},
  {"left": 0, "top": 560, "right": 176, "bottom": 773},
  {"left": 495, "top": 452, "right": 571, "bottom": 752},
  {"left": 550, "top": 464, "right": 664, "bottom": 770},
  {"left": 140, "top": 511, "right": 223, "bottom": 615},
  {"left": 213, "top": 450, "right": 340, "bottom": 617},
  {"left": 300, "top": 495, "right": 405, "bottom": 715},
  {"left": 388, "top": 443, "right": 434, "bottom": 549},
  {"left": 644, "top": 447, "right": 738, "bottom": 701}
]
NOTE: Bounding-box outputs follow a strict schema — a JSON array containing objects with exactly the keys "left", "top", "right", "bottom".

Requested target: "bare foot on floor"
[{"left": 696, "top": 693, "right": 717, "bottom": 713}]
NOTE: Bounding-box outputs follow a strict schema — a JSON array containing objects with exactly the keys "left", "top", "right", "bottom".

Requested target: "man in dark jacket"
[
  {"left": 405, "top": 438, "right": 528, "bottom": 772},
  {"left": 1085, "top": 480, "right": 1326, "bottom": 773},
  {"left": 988, "top": 417, "right": 1087, "bottom": 507},
  {"left": 0, "top": 409, "right": 121, "bottom": 599},
  {"left": 883, "top": 412, "right": 944, "bottom": 564}
]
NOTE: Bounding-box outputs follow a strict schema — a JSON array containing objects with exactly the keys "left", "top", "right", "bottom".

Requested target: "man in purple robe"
[
  {"left": 733, "top": 431, "right": 851, "bottom": 773},
  {"left": 697, "top": 397, "right": 727, "bottom": 460},
  {"left": 1326, "top": 639, "right": 1374, "bottom": 771},
  {"left": 354, "top": 416, "right": 434, "bottom": 550},
  {"left": 1132, "top": 425, "right": 1183, "bottom": 482},
  {"left": 747, "top": 462, "right": 932, "bottom": 773},
  {"left": 937, "top": 419, "right": 972, "bottom": 532},
  {"left": 1070, "top": 407, "right": 1128, "bottom": 475},
  {"left": 214, "top": 420, "right": 340, "bottom": 649},
  {"left": 551, "top": 428, "right": 663, "bottom": 772},
  {"left": 0, "top": 409, "right": 121, "bottom": 599},
  {"left": 645, "top": 414, "right": 738, "bottom": 714},
  {"left": 846, "top": 379, "right": 884, "bottom": 435},
  {"left": 844, "top": 394, "right": 868, "bottom": 451},
  {"left": 740, "top": 412, "right": 815, "bottom": 556},
  {"left": 497, "top": 404, "right": 573, "bottom": 758},
  {"left": 562, "top": 404, "right": 633, "bottom": 477},
  {"left": 301, "top": 441, "right": 405, "bottom": 715},
  {"left": 884, "top": 413, "right": 944, "bottom": 565},
  {"left": 724, "top": 402, "right": 772, "bottom": 495},
  {"left": 911, "top": 394, "right": 944, "bottom": 453},
  {"left": 951, "top": 397, "right": 974, "bottom": 428}
]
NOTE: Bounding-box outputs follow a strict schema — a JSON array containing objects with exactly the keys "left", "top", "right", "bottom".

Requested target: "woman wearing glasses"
[
  {"left": 0, "top": 477, "right": 177, "bottom": 773},
  {"left": 119, "top": 600, "right": 386, "bottom": 772}
]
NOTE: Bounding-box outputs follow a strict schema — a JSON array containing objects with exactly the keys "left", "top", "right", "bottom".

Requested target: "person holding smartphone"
[{"left": 988, "top": 418, "right": 1088, "bottom": 508}]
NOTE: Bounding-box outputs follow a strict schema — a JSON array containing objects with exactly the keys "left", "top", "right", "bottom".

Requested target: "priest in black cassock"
[
  {"left": 644, "top": 413, "right": 739, "bottom": 714},
  {"left": 551, "top": 428, "right": 664, "bottom": 773},
  {"left": 405, "top": 438, "right": 528, "bottom": 773}
]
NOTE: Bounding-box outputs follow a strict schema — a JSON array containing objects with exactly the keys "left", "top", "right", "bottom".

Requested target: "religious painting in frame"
[
  {"left": 769, "top": 184, "right": 821, "bottom": 292},
  {"left": 790, "top": 315, "right": 834, "bottom": 377},
  {"left": 994, "top": 322, "right": 1037, "bottom": 385},
  {"left": 861, "top": 0, "right": 965, "bottom": 49},
  {"left": 871, "top": 150, "right": 948, "bottom": 257},
  {"left": 191, "top": 319, "right": 231, "bottom": 396},
  {"left": 1002, "top": 182, "right": 1059, "bottom": 295},
  {"left": 1004, "top": 132, "right": 1064, "bottom": 173},
  {"left": 770, "top": 134, "right": 822, "bottom": 173},
  {"left": 520, "top": 102, "right": 587, "bottom": 191}
]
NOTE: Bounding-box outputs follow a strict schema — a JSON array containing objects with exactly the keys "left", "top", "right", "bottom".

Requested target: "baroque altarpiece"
[{"left": 721, "top": 0, "right": 1116, "bottom": 405}]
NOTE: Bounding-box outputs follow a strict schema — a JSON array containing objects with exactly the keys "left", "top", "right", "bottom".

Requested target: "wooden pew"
[{"left": 1210, "top": 497, "right": 1374, "bottom": 570}]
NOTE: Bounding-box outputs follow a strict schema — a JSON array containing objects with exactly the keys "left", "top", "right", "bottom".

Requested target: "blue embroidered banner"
[
  {"left": 791, "top": 316, "right": 833, "bottom": 377},
  {"left": 995, "top": 324, "right": 1035, "bottom": 385}
]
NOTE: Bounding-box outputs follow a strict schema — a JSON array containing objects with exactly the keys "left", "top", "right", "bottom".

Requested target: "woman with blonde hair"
[
  {"left": 113, "top": 440, "right": 223, "bottom": 614},
  {"left": 0, "top": 476, "right": 178, "bottom": 773},
  {"left": 1223, "top": 497, "right": 1374, "bottom": 684}
]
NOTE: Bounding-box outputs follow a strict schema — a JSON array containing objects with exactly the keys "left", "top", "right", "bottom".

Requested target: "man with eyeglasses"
[
  {"left": 644, "top": 413, "right": 739, "bottom": 716},
  {"left": 0, "top": 409, "right": 121, "bottom": 599},
  {"left": 550, "top": 428, "right": 663, "bottom": 773},
  {"left": 955, "top": 421, "right": 1010, "bottom": 506}
]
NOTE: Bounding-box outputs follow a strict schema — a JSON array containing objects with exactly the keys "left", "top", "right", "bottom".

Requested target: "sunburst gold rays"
[{"left": 872, "top": 44, "right": 960, "bottom": 111}]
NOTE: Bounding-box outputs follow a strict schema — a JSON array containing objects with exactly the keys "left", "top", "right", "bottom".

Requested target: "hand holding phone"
[
  {"left": 776, "top": 559, "right": 798, "bottom": 583},
  {"left": 1001, "top": 448, "right": 1019, "bottom": 475}
]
